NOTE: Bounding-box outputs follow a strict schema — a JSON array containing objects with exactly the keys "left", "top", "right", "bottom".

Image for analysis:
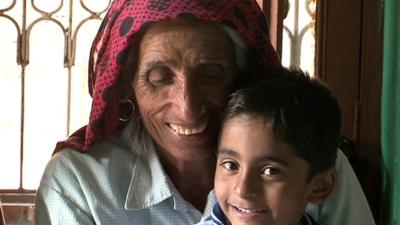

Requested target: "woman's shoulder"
[
  {"left": 36, "top": 138, "right": 142, "bottom": 223},
  {"left": 52, "top": 137, "right": 135, "bottom": 169},
  {"left": 40, "top": 136, "right": 138, "bottom": 192},
  {"left": 37, "top": 140, "right": 139, "bottom": 212},
  {"left": 46, "top": 120, "right": 147, "bottom": 173}
]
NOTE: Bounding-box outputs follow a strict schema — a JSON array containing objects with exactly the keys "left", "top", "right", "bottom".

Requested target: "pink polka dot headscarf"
[{"left": 55, "top": 0, "right": 281, "bottom": 153}]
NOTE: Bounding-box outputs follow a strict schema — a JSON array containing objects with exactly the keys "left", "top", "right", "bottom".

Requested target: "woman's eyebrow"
[
  {"left": 143, "top": 61, "right": 164, "bottom": 71},
  {"left": 141, "top": 60, "right": 174, "bottom": 72}
]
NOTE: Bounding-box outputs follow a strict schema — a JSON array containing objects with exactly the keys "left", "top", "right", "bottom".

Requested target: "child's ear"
[{"left": 307, "top": 168, "right": 336, "bottom": 204}]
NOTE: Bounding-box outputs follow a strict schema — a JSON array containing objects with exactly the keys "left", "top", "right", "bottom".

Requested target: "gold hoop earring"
[{"left": 119, "top": 99, "right": 135, "bottom": 122}]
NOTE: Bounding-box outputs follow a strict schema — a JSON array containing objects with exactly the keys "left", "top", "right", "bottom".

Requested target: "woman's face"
[{"left": 132, "top": 20, "right": 237, "bottom": 160}]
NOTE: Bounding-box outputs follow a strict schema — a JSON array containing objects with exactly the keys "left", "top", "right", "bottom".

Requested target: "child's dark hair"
[{"left": 224, "top": 67, "right": 341, "bottom": 180}]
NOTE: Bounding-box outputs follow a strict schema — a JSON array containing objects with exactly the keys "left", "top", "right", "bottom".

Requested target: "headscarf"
[{"left": 55, "top": 0, "right": 281, "bottom": 153}]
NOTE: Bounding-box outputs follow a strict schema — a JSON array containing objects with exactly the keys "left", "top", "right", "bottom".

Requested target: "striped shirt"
[{"left": 197, "top": 203, "right": 318, "bottom": 225}]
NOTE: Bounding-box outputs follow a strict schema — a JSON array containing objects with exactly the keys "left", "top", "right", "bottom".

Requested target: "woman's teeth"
[{"left": 169, "top": 123, "right": 207, "bottom": 135}]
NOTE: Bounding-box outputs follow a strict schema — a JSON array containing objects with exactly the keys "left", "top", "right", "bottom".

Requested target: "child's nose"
[{"left": 233, "top": 172, "right": 260, "bottom": 199}]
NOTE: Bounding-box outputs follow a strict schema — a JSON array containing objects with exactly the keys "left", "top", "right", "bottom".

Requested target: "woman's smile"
[
  {"left": 164, "top": 120, "right": 213, "bottom": 147},
  {"left": 168, "top": 122, "right": 208, "bottom": 135}
]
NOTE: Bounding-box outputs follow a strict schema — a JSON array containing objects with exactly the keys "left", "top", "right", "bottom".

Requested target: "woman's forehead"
[
  {"left": 138, "top": 19, "right": 235, "bottom": 58},
  {"left": 144, "top": 18, "right": 229, "bottom": 37}
]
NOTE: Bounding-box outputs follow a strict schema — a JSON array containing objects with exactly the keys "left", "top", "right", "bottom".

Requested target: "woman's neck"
[{"left": 157, "top": 150, "right": 216, "bottom": 211}]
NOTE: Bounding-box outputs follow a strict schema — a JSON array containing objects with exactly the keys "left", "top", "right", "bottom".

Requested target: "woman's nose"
[
  {"left": 174, "top": 79, "right": 205, "bottom": 123},
  {"left": 233, "top": 172, "right": 260, "bottom": 199}
]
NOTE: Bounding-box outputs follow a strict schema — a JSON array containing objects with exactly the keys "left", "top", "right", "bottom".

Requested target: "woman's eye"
[
  {"left": 221, "top": 161, "right": 239, "bottom": 171},
  {"left": 262, "top": 167, "right": 281, "bottom": 176},
  {"left": 147, "top": 67, "right": 173, "bottom": 86}
]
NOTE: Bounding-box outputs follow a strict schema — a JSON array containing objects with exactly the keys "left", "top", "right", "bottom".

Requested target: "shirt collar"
[
  {"left": 124, "top": 143, "right": 173, "bottom": 210},
  {"left": 202, "top": 190, "right": 218, "bottom": 220},
  {"left": 300, "top": 212, "right": 318, "bottom": 225},
  {"left": 209, "top": 201, "right": 318, "bottom": 225},
  {"left": 122, "top": 120, "right": 198, "bottom": 211},
  {"left": 210, "top": 203, "right": 228, "bottom": 225}
]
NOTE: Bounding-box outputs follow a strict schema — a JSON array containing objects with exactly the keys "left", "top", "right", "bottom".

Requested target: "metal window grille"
[
  {"left": 282, "top": 0, "right": 317, "bottom": 75},
  {"left": 0, "top": 0, "right": 111, "bottom": 192}
]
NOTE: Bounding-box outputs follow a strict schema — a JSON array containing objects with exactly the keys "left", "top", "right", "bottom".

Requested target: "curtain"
[{"left": 381, "top": 0, "right": 400, "bottom": 223}]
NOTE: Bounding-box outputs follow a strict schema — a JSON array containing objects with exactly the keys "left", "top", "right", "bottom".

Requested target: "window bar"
[
  {"left": 290, "top": 0, "right": 300, "bottom": 67},
  {"left": 0, "top": 6, "right": 21, "bottom": 73},
  {"left": 18, "top": 0, "right": 27, "bottom": 192},
  {"left": 31, "top": 0, "right": 63, "bottom": 16},
  {"left": 66, "top": 0, "right": 74, "bottom": 136},
  {"left": 18, "top": 0, "right": 28, "bottom": 192},
  {"left": 0, "top": 0, "right": 17, "bottom": 12},
  {"left": 19, "top": 69, "right": 26, "bottom": 191},
  {"left": 80, "top": 0, "right": 111, "bottom": 16}
]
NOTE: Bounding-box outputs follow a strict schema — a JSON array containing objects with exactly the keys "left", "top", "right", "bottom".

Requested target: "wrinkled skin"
[
  {"left": 131, "top": 20, "right": 238, "bottom": 210},
  {"left": 132, "top": 20, "right": 237, "bottom": 161}
]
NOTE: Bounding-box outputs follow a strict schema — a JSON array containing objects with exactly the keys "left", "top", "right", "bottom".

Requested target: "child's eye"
[
  {"left": 221, "top": 161, "right": 239, "bottom": 171},
  {"left": 262, "top": 167, "right": 281, "bottom": 176}
]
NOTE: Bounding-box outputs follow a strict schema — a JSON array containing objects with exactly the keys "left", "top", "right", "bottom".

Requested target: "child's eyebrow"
[
  {"left": 263, "top": 156, "right": 290, "bottom": 167},
  {"left": 218, "top": 148, "right": 290, "bottom": 167},
  {"left": 218, "top": 148, "right": 239, "bottom": 157}
]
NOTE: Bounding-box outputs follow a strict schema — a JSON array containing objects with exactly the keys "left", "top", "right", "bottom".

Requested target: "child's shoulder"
[
  {"left": 195, "top": 219, "right": 214, "bottom": 225},
  {"left": 195, "top": 203, "right": 228, "bottom": 225},
  {"left": 301, "top": 212, "right": 319, "bottom": 225}
]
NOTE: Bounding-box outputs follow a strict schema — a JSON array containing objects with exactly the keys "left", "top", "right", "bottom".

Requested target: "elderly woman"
[{"left": 35, "top": 0, "right": 375, "bottom": 224}]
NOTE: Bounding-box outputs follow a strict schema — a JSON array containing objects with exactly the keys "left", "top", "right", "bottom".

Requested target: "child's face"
[{"left": 215, "top": 115, "right": 315, "bottom": 225}]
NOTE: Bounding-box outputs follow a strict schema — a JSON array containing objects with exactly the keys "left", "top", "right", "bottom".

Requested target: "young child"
[{"left": 199, "top": 67, "right": 341, "bottom": 225}]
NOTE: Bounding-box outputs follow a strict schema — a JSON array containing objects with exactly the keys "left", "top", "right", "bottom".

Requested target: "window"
[
  {"left": 0, "top": 0, "right": 110, "bottom": 223},
  {"left": 281, "top": 0, "right": 316, "bottom": 76},
  {"left": 0, "top": 0, "right": 110, "bottom": 191},
  {"left": 259, "top": 0, "right": 317, "bottom": 76}
]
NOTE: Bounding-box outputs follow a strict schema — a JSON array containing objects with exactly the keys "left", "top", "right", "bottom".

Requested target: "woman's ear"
[{"left": 307, "top": 168, "right": 336, "bottom": 204}]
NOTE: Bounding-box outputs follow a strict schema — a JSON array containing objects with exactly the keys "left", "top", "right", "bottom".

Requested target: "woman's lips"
[
  {"left": 168, "top": 122, "right": 207, "bottom": 135},
  {"left": 165, "top": 121, "right": 215, "bottom": 148}
]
